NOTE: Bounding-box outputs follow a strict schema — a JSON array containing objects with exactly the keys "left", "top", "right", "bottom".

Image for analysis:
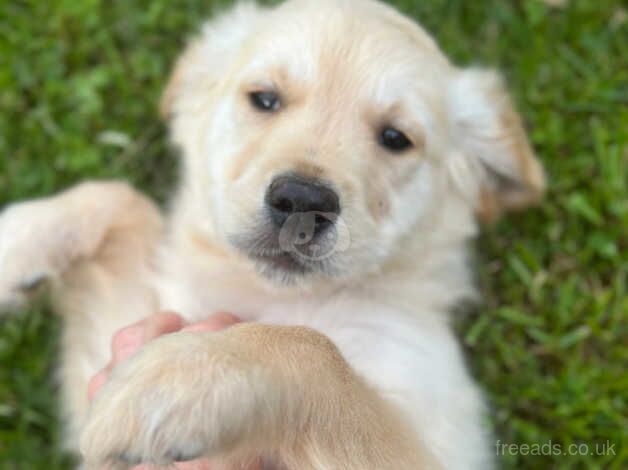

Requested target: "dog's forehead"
[{"left": 241, "top": 2, "right": 451, "bottom": 108}]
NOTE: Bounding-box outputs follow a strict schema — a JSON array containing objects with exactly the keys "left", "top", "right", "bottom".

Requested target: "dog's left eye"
[
  {"left": 379, "top": 127, "right": 412, "bottom": 153},
  {"left": 249, "top": 91, "right": 281, "bottom": 112}
]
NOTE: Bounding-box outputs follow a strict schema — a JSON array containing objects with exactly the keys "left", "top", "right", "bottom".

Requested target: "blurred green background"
[{"left": 0, "top": 0, "right": 626, "bottom": 468}]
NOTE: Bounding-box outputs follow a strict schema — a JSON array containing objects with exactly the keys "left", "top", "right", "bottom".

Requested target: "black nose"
[{"left": 265, "top": 175, "right": 340, "bottom": 231}]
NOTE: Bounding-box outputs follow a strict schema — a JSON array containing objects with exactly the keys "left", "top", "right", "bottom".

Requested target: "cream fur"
[{"left": 0, "top": 1, "right": 544, "bottom": 469}]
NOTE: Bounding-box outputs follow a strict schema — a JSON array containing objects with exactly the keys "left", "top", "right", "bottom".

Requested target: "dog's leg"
[
  {"left": 81, "top": 324, "right": 441, "bottom": 470},
  {"left": 0, "top": 181, "right": 163, "bottom": 450},
  {"left": 0, "top": 181, "right": 162, "bottom": 310}
]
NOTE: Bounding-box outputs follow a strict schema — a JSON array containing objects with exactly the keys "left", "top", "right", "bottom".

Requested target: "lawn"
[{"left": 0, "top": 0, "right": 626, "bottom": 468}]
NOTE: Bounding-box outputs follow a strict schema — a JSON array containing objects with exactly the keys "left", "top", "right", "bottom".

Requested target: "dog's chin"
[
  {"left": 250, "top": 251, "right": 314, "bottom": 285},
  {"left": 231, "top": 242, "right": 339, "bottom": 286}
]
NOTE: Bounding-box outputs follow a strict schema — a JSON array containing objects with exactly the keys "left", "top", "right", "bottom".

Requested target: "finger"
[
  {"left": 111, "top": 312, "right": 184, "bottom": 363},
  {"left": 87, "top": 364, "right": 112, "bottom": 401},
  {"left": 143, "top": 311, "right": 186, "bottom": 340},
  {"left": 181, "top": 312, "right": 241, "bottom": 333},
  {"left": 90, "top": 313, "right": 184, "bottom": 401}
]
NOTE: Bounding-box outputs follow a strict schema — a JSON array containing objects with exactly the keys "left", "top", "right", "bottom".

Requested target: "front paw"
[
  {"left": 0, "top": 202, "right": 61, "bottom": 311},
  {"left": 80, "top": 330, "right": 266, "bottom": 468}
]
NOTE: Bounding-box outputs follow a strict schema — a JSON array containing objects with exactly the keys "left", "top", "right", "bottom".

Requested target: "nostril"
[
  {"left": 273, "top": 197, "right": 294, "bottom": 214},
  {"left": 317, "top": 193, "right": 340, "bottom": 216},
  {"left": 315, "top": 214, "right": 331, "bottom": 228},
  {"left": 313, "top": 214, "right": 333, "bottom": 236},
  {"left": 315, "top": 214, "right": 327, "bottom": 225}
]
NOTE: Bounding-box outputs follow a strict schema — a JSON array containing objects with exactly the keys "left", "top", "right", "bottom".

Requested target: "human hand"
[{"left": 87, "top": 312, "right": 260, "bottom": 470}]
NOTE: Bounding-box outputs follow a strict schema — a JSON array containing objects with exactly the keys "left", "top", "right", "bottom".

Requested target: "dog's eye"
[
  {"left": 249, "top": 91, "right": 281, "bottom": 112},
  {"left": 379, "top": 127, "right": 412, "bottom": 152}
]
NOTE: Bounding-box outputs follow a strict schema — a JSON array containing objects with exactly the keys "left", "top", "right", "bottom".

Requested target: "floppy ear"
[
  {"left": 160, "top": 3, "right": 267, "bottom": 118},
  {"left": 447, "top": 68, "right": 545, "bottom": 222}
]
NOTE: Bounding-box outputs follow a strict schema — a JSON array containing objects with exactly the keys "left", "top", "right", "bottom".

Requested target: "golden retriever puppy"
[{"left": 0, "top": 0, "right": 545, "bottom": 468}]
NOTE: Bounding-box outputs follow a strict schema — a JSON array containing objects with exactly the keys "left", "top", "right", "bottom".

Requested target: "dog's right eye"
[
  {"left": 379, "top": 127, "right": 413, "bottom": 153},
  {"left": 249, "top": 91, "right": 281, "bottom": 112}
]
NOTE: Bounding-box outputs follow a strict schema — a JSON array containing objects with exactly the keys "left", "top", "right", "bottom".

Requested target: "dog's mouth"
[
  {"left": 250, "top": 251, "right": 310, "bottom": 275},
  {"left": 228, "top": 207, "right": 353, "bottom": 284},
  {"left": 230, "top": 220, "right": 346, "bottom": 283},
  {"left": 238, "top": 234, "right": 322, "bottom": 281}
]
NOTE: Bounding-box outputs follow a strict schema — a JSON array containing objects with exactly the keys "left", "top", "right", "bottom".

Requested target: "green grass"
[{"left": 0, "top": 0, "right": 626, "bottom": 468}]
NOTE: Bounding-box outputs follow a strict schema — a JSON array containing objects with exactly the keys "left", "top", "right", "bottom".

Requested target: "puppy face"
[{"left": 164, "top": 0, "right": 544, "bottom": 285}]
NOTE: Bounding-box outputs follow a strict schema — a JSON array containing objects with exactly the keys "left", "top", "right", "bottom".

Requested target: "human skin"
[{"left": 87, "top": 312, "right": 262, "bottom": 470}]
